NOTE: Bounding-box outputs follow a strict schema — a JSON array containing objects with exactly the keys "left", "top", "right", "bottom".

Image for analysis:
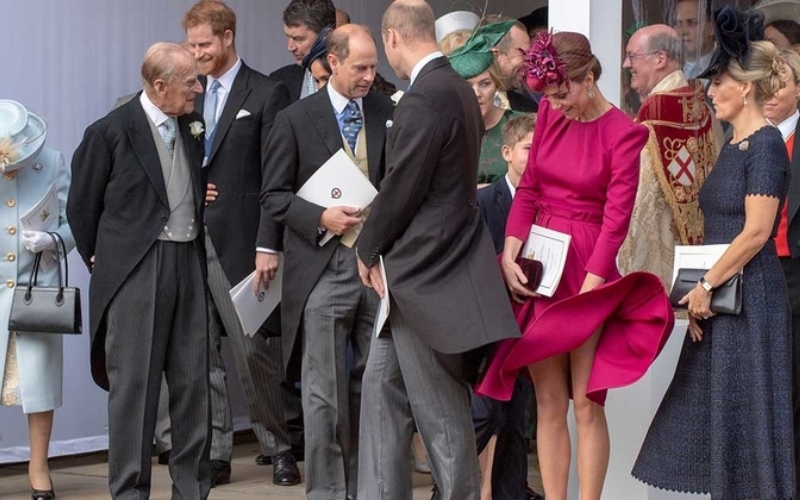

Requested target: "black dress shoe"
[
  {"left": 346, "top": 495, "right": 356, "bottom": 500},
  {"left": 31, "top": 477, "right": 55, "bottom": 500},
  {"left": 209, "top": 460, "right": 232, "bottom": 488},
  {"left": 157, "top": 450, "right": 170, "bottom": 465},
  {"left": 525, "top": 486, "right": 544, "bottom": 500},
  {"left": 257, "top": 445, "right": 305, "bottom": 465},
  {"left": 272, "top": 452, "right": 301, "bottom": 486}
]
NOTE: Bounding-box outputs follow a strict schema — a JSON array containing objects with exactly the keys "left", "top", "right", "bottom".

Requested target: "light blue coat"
[{"left": 0, "top": 147, "right": 74, "bottom": 413}]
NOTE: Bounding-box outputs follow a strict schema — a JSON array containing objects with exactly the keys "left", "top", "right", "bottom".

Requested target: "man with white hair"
[
  {"left": 619, "top": 24, "right": 717, "bottom": 286},
  {"left": 69, "top": 42, "right": 210, "bottom": 499}
]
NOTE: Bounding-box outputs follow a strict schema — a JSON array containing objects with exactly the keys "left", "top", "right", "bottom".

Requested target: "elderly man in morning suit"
[
  {"left": 261, "top": 24, "right": 393, "bottom": 500},
  {"left": 69, "top": 43, "right": 210, "bottom": 499},
  {"left": 182, "top": 0, "right": 303, "bottom": 487},
  {"left": 618, "top": 25, "right": 716, "bottom": 287},
  {"left": 356, "top": 2, "right": 520, "bottom": 499}
]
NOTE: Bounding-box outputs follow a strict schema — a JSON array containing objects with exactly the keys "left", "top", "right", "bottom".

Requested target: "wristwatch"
[{"left": 699, "top": 276, "right": 714, "bottom": 293}]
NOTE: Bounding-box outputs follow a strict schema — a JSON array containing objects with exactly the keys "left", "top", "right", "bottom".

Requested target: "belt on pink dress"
[{"left": 534, "top": 202, "right": 603, "bottom": 224}]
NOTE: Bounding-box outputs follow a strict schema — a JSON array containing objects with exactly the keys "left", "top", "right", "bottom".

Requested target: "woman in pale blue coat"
[{"left": 0, "top": 100, "right": 74, "bottom": 500}]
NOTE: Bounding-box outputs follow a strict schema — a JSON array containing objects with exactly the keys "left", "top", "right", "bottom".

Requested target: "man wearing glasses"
[{"left": 619, "top": 24, "right": 719, "bottom": 287}]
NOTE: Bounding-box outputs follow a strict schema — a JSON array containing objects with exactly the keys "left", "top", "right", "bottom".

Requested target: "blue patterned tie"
[
  {"left": 204, "top": 80, "right": 221, "bottom": 157},
  {"left": 162, "top": 118, "right": 177, "bottom": 158},
  {"left": 342, "top": 100, "right": 362, "bottom": 154}
]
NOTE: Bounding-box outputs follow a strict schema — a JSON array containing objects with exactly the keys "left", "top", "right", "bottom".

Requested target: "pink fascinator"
[{"left": 523, "top": 30, "right": 568, "bottom": 92}]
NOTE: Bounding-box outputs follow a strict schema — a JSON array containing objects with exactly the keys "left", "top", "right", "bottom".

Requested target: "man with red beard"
[
  {"left": 183, "top": 0, "right": 302, "bottom": 488},
  {"left": 618, "top": 24, "right": 718, "bottom": 286}
]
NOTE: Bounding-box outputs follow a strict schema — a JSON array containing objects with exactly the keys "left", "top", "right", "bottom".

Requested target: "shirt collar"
[
  {"left": 326, "top": 78, "right": 363, "bottom": 115},
  {"left": 139, "top": 90, "right": 170, "bottom": 127},
  {"left": 207, "top": 57, "right": 242, "bottom": 93},
  {"left": 505, "top": 174, "right": 516, "bottom": 198},
  {"left": 409, "top": 51, "right": 443, "bottom": 88},
  {"left": 649, "top": 70, "right": 689, "bottom": 96},
  {"left": 769, "top": 109, "right": 800, "bottom": 141}
]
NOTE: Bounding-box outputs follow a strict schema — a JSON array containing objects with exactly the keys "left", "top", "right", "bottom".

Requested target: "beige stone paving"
[{"left": 0, "top": 439, "right": 542, "bottom": 499}]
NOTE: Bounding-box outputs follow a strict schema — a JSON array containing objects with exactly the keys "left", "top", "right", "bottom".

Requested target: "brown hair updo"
[{"left": 553, "top": 32, "right": 602, "bottom": 82}]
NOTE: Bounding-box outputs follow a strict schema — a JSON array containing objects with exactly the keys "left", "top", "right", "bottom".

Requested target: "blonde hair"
[
  {"left": 438, "top": 29, "right": 470, "bottom": 55},
  {"left": 779, "top": 49, "right": 800, "bottom": 86},
  {"left": 440, "top": 29, "right": 504, "bottom": 88},
  {"left": 502, "top": 113, "right": 536, "bottom": 147},
  {"left": 726, "top": 40, "right": 786, "bottom": 102}
]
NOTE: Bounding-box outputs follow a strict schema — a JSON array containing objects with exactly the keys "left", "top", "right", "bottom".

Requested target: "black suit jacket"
[
  {"left": 260, "top": 86, "right": 394, "bottom": 379},
  {"left": 270, "top": 64, "right": 305, "bottom": 103},
  {"left": 477, "top": 178, "right": 512, "bottom": 254},
  {"left": 785, "top": 119, "right": 800, "bottom": 259},
  {"left": 508, "top": 90, "right": 538, "bottom": 113},
  {"left": 356, "top": 57, "right": 520, "bottom": 381},
  {"left": 68, "top": 95, "right": 207, "bottom": 389},
  {"left": 197, "top": 62, "right": 290, "bottom": 288}
]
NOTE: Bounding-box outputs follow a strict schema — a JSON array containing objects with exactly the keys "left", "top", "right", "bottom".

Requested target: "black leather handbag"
[
  {"left": 8, "top": 232, "right": 82, "bottom": 334},
  {"left": 668, "top": 268, "right": 742, "bottom": 315}
]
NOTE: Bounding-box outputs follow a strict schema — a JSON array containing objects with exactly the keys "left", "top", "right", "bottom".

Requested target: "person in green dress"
[{"left": 449, "top": 20, "right": 524, "bottom": 185}]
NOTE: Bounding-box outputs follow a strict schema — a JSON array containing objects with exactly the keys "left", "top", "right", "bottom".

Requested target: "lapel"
[
  {"left": 495, "top": 178, "right": 512, "bottom": 220},
  {"left": 789, "top": 120, "right": 800, "bottom": 224},
  {"left": 126, "top": 95, "right": 169, "bottom": 208},
  {"left": 362, "top": 93, "right": 384, "bottom": 186},
  {"left": 208, "top": 64, "right": 252, "bottom": 163},
  {"left": 307, "top": 86, "right": 344, "bottom": 158}
]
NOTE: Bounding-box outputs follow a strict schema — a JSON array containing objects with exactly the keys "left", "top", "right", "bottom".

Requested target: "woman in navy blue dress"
[{"left": 633, "top": 7, "right": 796, "bottom": 498}]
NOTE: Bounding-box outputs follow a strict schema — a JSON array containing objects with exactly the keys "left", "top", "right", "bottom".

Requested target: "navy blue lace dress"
[{"left": 632, "top": 125, "right": 795, "bottom": 499}]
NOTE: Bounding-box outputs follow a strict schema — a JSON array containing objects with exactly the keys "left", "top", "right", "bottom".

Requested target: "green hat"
[{"left": 449, "top": 20, "right": 516, "bottom": 79}]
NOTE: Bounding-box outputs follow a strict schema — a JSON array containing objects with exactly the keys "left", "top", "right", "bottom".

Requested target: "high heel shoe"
[{"left": 30, "top": 476, "right": 55, "bottom": 500}]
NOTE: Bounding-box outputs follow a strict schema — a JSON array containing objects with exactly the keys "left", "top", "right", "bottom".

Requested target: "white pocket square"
[
  {"left": 386, "top": 120, "right": 393, "bottom": 128},
  {"left": 236, "top": 109, "right": 252, "bottom": 119}
]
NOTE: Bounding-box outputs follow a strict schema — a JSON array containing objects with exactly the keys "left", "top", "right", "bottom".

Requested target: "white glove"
[{"left": 21, "top": 231, "right": 55, "bottom": 253}]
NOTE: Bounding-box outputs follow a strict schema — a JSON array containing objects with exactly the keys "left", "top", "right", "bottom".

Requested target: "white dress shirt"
[
  {"left": 408, "top": 51, "right": 444, "bottom": 89},
  {"left": 771, "top": 109, "right": 800, "bottom": 142},
  {"left": 140, "top": 90, "right": 171, "bottom": 131},
  {"left": 505, "top": 174, "right": 516, "bottom": 199}
]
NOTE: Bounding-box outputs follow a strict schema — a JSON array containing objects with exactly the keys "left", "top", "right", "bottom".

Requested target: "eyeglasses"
[{"left": 624, "top": 51, "right": 658, "bottom": 63}]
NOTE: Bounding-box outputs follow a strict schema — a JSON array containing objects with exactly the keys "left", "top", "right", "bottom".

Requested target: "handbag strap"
[
  {"left": 24, "top": 251, "right": 43, "bottom": 300},
  {"left": 48, "top": 232, "right": 69, "bottom": 287}
]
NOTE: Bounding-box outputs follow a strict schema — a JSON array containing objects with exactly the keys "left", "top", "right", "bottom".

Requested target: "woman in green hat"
[{"left": 449, "top": 21, "right": 524, "bottom": 186}]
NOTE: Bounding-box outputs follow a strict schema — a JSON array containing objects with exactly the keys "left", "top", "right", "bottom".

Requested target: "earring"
[
  {"left": 587, "top": 88, "right": 595, "bottom": 99},
  {"left": 742, "top": 95, "right": 748, "bottom": 106}
]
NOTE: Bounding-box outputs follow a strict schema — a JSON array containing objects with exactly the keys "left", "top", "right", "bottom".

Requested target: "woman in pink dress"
[{"left": 479, "top": 32, "right": 649, "bottom": 499}]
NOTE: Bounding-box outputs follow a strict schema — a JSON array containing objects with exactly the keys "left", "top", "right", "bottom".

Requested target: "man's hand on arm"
[
  {"left": 319, "top": 206, "right": 362, "bottom": 235},
  {"left": 253, "top": 251, "right": 279, "bottom": 293},
  {"left": 205, "top": 183, "right": 219, "bottom": 205}
]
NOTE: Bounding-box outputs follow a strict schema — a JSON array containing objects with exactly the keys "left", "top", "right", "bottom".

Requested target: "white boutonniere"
[
  {"left": 189, "top": 121, "right": 204, "bottom": 140},
  {"left": 390, "top": 90, "right": 405, "bottom": 106}
]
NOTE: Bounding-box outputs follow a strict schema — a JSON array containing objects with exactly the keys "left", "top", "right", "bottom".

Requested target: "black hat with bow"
[{"left": 697, "top": 5, "right": 766, "bottom": 79}]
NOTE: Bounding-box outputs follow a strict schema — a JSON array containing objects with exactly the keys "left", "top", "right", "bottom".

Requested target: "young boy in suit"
[{"left": 474, "top": 113, "right": 542, "bottom": 500}]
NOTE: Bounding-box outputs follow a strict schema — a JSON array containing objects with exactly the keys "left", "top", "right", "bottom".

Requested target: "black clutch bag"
[
  {"left": 8, "top": 232, "right": 82, "bottom": 334},
  {"left": 516, "top": 256, "right": 544, "bottom": 292},
  {"left": 668, "top": 268, "right": 742, "bottom": 315}
]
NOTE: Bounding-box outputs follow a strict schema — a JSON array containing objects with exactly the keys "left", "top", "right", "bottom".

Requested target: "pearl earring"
[
  {"left": 588, "top": 88, "right": 595, "bottom": 99},
  {"left": 742, "top": 96, "right": 748, "bottom": 106}
]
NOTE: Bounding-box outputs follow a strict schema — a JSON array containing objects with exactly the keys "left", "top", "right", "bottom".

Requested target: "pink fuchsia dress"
[{"left": 476, "top": 98, "right": 674, "bottom": 404}]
